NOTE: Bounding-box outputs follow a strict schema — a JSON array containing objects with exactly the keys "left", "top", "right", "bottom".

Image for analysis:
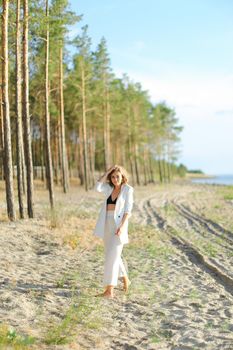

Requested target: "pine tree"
[
  {"left": 22, "top": 0, "right": 35, "bottom": 217},
  {"left": 93, "top": 38, "right": 113, "bottom": 171},
  {"left": 15, "top": 0, "right": 25, "bottom": 218},
  {"left": 2, "top": 0, "right": 16, "bottom": 221},
  {"left": 44, "top": 0, "right": 54, "bottom": 207}
]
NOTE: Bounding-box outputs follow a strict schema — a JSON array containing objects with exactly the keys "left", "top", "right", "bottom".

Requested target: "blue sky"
[{"left": 69, "top": 0, "right": 233, "bottom": 174}]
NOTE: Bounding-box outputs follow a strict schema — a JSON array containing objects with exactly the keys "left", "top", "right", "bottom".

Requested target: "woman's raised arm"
[{"left": 95, "top": 165, "right": 116, "bottom": 193}]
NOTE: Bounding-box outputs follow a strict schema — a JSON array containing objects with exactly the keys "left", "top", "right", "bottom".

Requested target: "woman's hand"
[
  {"left": 115, "top": 224, "right": 124, "bottom": 236},
  {"left": 98, "top": 165, "right": 117, "bottom": 182},
  {"left": 106, "top": 165, "right": 117, "bottom": 175}
]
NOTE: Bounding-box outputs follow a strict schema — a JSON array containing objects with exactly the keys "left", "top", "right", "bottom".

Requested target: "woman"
[{"left": 94, "top": 165, "right": 134, "bottom": 298}]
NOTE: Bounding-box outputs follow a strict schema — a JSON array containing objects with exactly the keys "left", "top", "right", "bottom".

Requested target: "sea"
[{"left": 191, "top": 174, "right": 233, "bottom": 186}]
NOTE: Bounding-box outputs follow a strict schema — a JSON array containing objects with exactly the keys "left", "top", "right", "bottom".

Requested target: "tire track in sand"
[{"left": 139, "top": 196, "right": 233, "bottom": 296}]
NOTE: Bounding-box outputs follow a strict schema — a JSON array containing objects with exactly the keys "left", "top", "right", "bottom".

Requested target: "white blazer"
[{"left": 93, "top": 181, "right": 134, "bottom": 245}]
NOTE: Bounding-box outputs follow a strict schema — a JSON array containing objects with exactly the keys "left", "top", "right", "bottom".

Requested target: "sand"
[{"left": 0, "top": 181, "right": 233, "bottom": 349}]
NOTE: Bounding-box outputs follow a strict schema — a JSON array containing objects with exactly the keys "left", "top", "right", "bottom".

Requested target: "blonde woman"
[{"left": 94, "top": 165, "right": 134, "bottom": 298}]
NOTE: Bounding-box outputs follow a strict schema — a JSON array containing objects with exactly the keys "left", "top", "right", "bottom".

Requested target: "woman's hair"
[{"left": 107, "top": 165, "right": 129, "bottom": 187}]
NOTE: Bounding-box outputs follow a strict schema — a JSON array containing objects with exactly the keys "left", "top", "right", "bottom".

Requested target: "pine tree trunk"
[
  {"left": 134, "top": 142, "right": 141, "bottom": 186},
  {"left": 22, "top": 0, "right": 34, "bottom": 218},
  {"left": 158, "top": 158, "right": 163, "bottom": 183},
  {"left": 57, "top": 118, "right": 62, "bottom": 185},
  {"left": 149, "top": 154, "right": 155, "bottom": 183},
  {"left": 67, "top": 142, "right": 72, "bottom": 178},
  {"left": 162, "top": 158, "right": 167, "bottom": 182},
  {"left": 143, "top": 147, "right": 148, "bottom": 185},
  {"left": 39, "top": 107, "right": 45, "bottom": 182},
  {"left": 44, "top": 0, "right": 54, "bottom": 207},
  {"left": 21, "top": 146, "right": 26, "bottom": 193},
  {"left": 2, "top": 0, "right": 16, "bottom": 221},
  {"left": 132, "top": 106, "right": 141, "bottom": 185},
  {"left": 105, "top": 86, "right": 111, "bottom": 169},
  {"left": 129, "top": 147, "right": 135, "bottom": 186},
  {"left": 74, "top": 138, "right": 79, "bottom": 179},
  {"left": 169, "top": 160, "right": 173, "bottom": 181},
  {"left": 167, "top": 157, "right": 171, "bottom": 183},
  {"left": 89, "top": 127, "right": 96, "bottom": 187},
  {"left": 81, "top": 64, "right": 89, "bottom": 191},
  {"left": 0, "top": 85, "right": 4, "bottom": 180},
  {"left": 127, "top": 110, "right": 135, "bottom": 186},
  {"left": 78, "top": 124, "right": 84, "bottom": 186},
  {"left": 59, "top": 46, "right": 69, "bottom": 193},
  {"left": 54, "top": 125, "right": 59, "bottom": 185},
  {"left": 104, "top": 79, "right": 111, "bottom": 170},
  {"left": 16, "top": 0, "right": 25, "bottom": 218}
]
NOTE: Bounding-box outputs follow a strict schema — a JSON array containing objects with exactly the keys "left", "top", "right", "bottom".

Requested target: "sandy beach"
[{"left": 0, "top": 181, "right": 233, "bottom": 349}]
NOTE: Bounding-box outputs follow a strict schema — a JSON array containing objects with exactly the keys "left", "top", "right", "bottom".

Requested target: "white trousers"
[{"left": 103, "top": 211, "right": 128, "bottom": 287}]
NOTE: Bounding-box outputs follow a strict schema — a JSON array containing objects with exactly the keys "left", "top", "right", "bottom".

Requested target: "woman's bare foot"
[
  {"left": 95, "top": 285, "right": 114, "bottom": 298},
  {"left": 103, "top": 287, "right": 114, "bottom": 298},
  {"left": 122, "top": 276, "right": 131, "bottom": 292}
]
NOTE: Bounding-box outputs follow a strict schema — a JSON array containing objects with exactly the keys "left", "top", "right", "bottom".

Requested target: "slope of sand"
[{"left": 0, "top": 182, "right": 233, "bottom": 349}]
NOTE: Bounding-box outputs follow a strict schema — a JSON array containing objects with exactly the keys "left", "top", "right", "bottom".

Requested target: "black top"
[{"left": 107, "top": 194, "right": 118, "bottom": 205}]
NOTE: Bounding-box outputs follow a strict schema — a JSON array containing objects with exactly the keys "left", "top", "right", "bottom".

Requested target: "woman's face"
[{"left": 111, "top": 171, "right": 123, "bottom": 187}]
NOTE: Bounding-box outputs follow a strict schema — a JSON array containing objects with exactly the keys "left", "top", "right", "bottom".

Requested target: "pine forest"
[{"left": 0, "top": 0, "right": 184, "bottom": 220}]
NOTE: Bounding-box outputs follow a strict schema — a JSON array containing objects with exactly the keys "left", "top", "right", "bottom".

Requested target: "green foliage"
[
  {"left": 44, "top": 295, "right": 101, "bottom": 345},
  {"left": 177, "top": 163, "right": 188, "bottom": 177},
  {"left": 0, "top": 324, "right": 35, "bottom": 348},
  {"left": 187, "top": 169, "right": 204, "bottom": 174},
  {"left": 223, "top": 193, "right": 233, "bottom": 200}
]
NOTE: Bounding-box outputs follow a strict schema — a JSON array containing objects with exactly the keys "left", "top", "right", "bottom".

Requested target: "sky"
[{"left": 69, "top": 0, "right": 233, "bottom": 175}]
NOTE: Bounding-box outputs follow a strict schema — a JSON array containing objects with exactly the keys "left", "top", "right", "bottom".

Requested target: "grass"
[
  {"left": 177, "top": 227, "right": 220, "bottom": 258},
  {"left": 47, "top": 205, "right": 64, "bottom": 229},
  {"left": 45, "top": 203, "right": 96, "bottom": 230},
  {"left": 220, "top": 320, "right": 231, "bottom": 332},
  {"left": 55, "top": 273, "right": 70, "bottom": 288},
  {"left": 43, "top": 203, "right": 98, "bottom": 254},
  {"left": 62, "top": 234, "right": 79, "bottom": 250},
  {"left": 145, "top": 242, "right": 175, "bottom": 259},
  {"left": 128, "top": 222, "right": 174, "bottom": 255},
  {"left": 150, "top": 333, "right": 162, "bottom": 344},
  {"left": 43, "top": 294, "right": 101, "bottom": 345},
  {"left": 205, "top": 320, "right": 215, "bottom": 330},
  {"left": 188, "top": 288, "right": 200, "bottom": 300},
  {"left": 223, "top": 194, "right": 233, "bottom": 200},
  {"left": 163, "top": 203, "right": 176, "bottom": 216},
  {"left": 202, "top": 242, "right": 218, "bottom": 257},
  {"left": 157, "top": 329, "right": 173, "bottom": 340},
  {"left": 0, "top": 324, "right": 35, "bottom": 349},
  {"left": 215, "top": 185, "right": 233, "bottom": 200},
  {"left": 39, "top": 246, "right": 103, "bottom": 346},
  {"left": 44, "top": 306, "right": 77, "bottom": 345},
  {"left": 161, "top": 207, "right": 223, "bottom": 260}
]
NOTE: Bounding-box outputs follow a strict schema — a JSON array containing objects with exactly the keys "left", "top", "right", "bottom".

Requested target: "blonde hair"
[{"left": 107, "top": 165, "right": 129, "bottom": 187}]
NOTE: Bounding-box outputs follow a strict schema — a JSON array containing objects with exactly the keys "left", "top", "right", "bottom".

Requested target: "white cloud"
[
  {"left": 120, "top": 70, "right": 233, "bottom": 111},
  {"left": 114, "top": 64, "right": 233, "bottom": 174}
]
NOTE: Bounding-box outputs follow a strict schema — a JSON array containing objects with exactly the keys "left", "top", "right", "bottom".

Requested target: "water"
[{"left": 192, "top": 174, "right": 233, "bottom": 186}]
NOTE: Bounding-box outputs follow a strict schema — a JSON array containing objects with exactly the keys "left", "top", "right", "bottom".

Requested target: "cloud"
[
  {"left": 113, "top": 63, "right": 233, "bottom": 174},
  {"left": 120, "top": 70, "right": 233, "bottom": 111},
  {"left": 112, "top": 48, "right": 233, "bottom": 110}
]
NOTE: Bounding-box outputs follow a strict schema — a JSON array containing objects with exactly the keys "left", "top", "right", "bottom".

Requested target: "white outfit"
[
  {"left": 103, "top": 211, "right": 127, "bottom": 286},
  {"left": 93, "top": 181, "right": 134, "bottom": 286},
  {"left": 93, "top": 182, "right": 134, "bottom": 245}
]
